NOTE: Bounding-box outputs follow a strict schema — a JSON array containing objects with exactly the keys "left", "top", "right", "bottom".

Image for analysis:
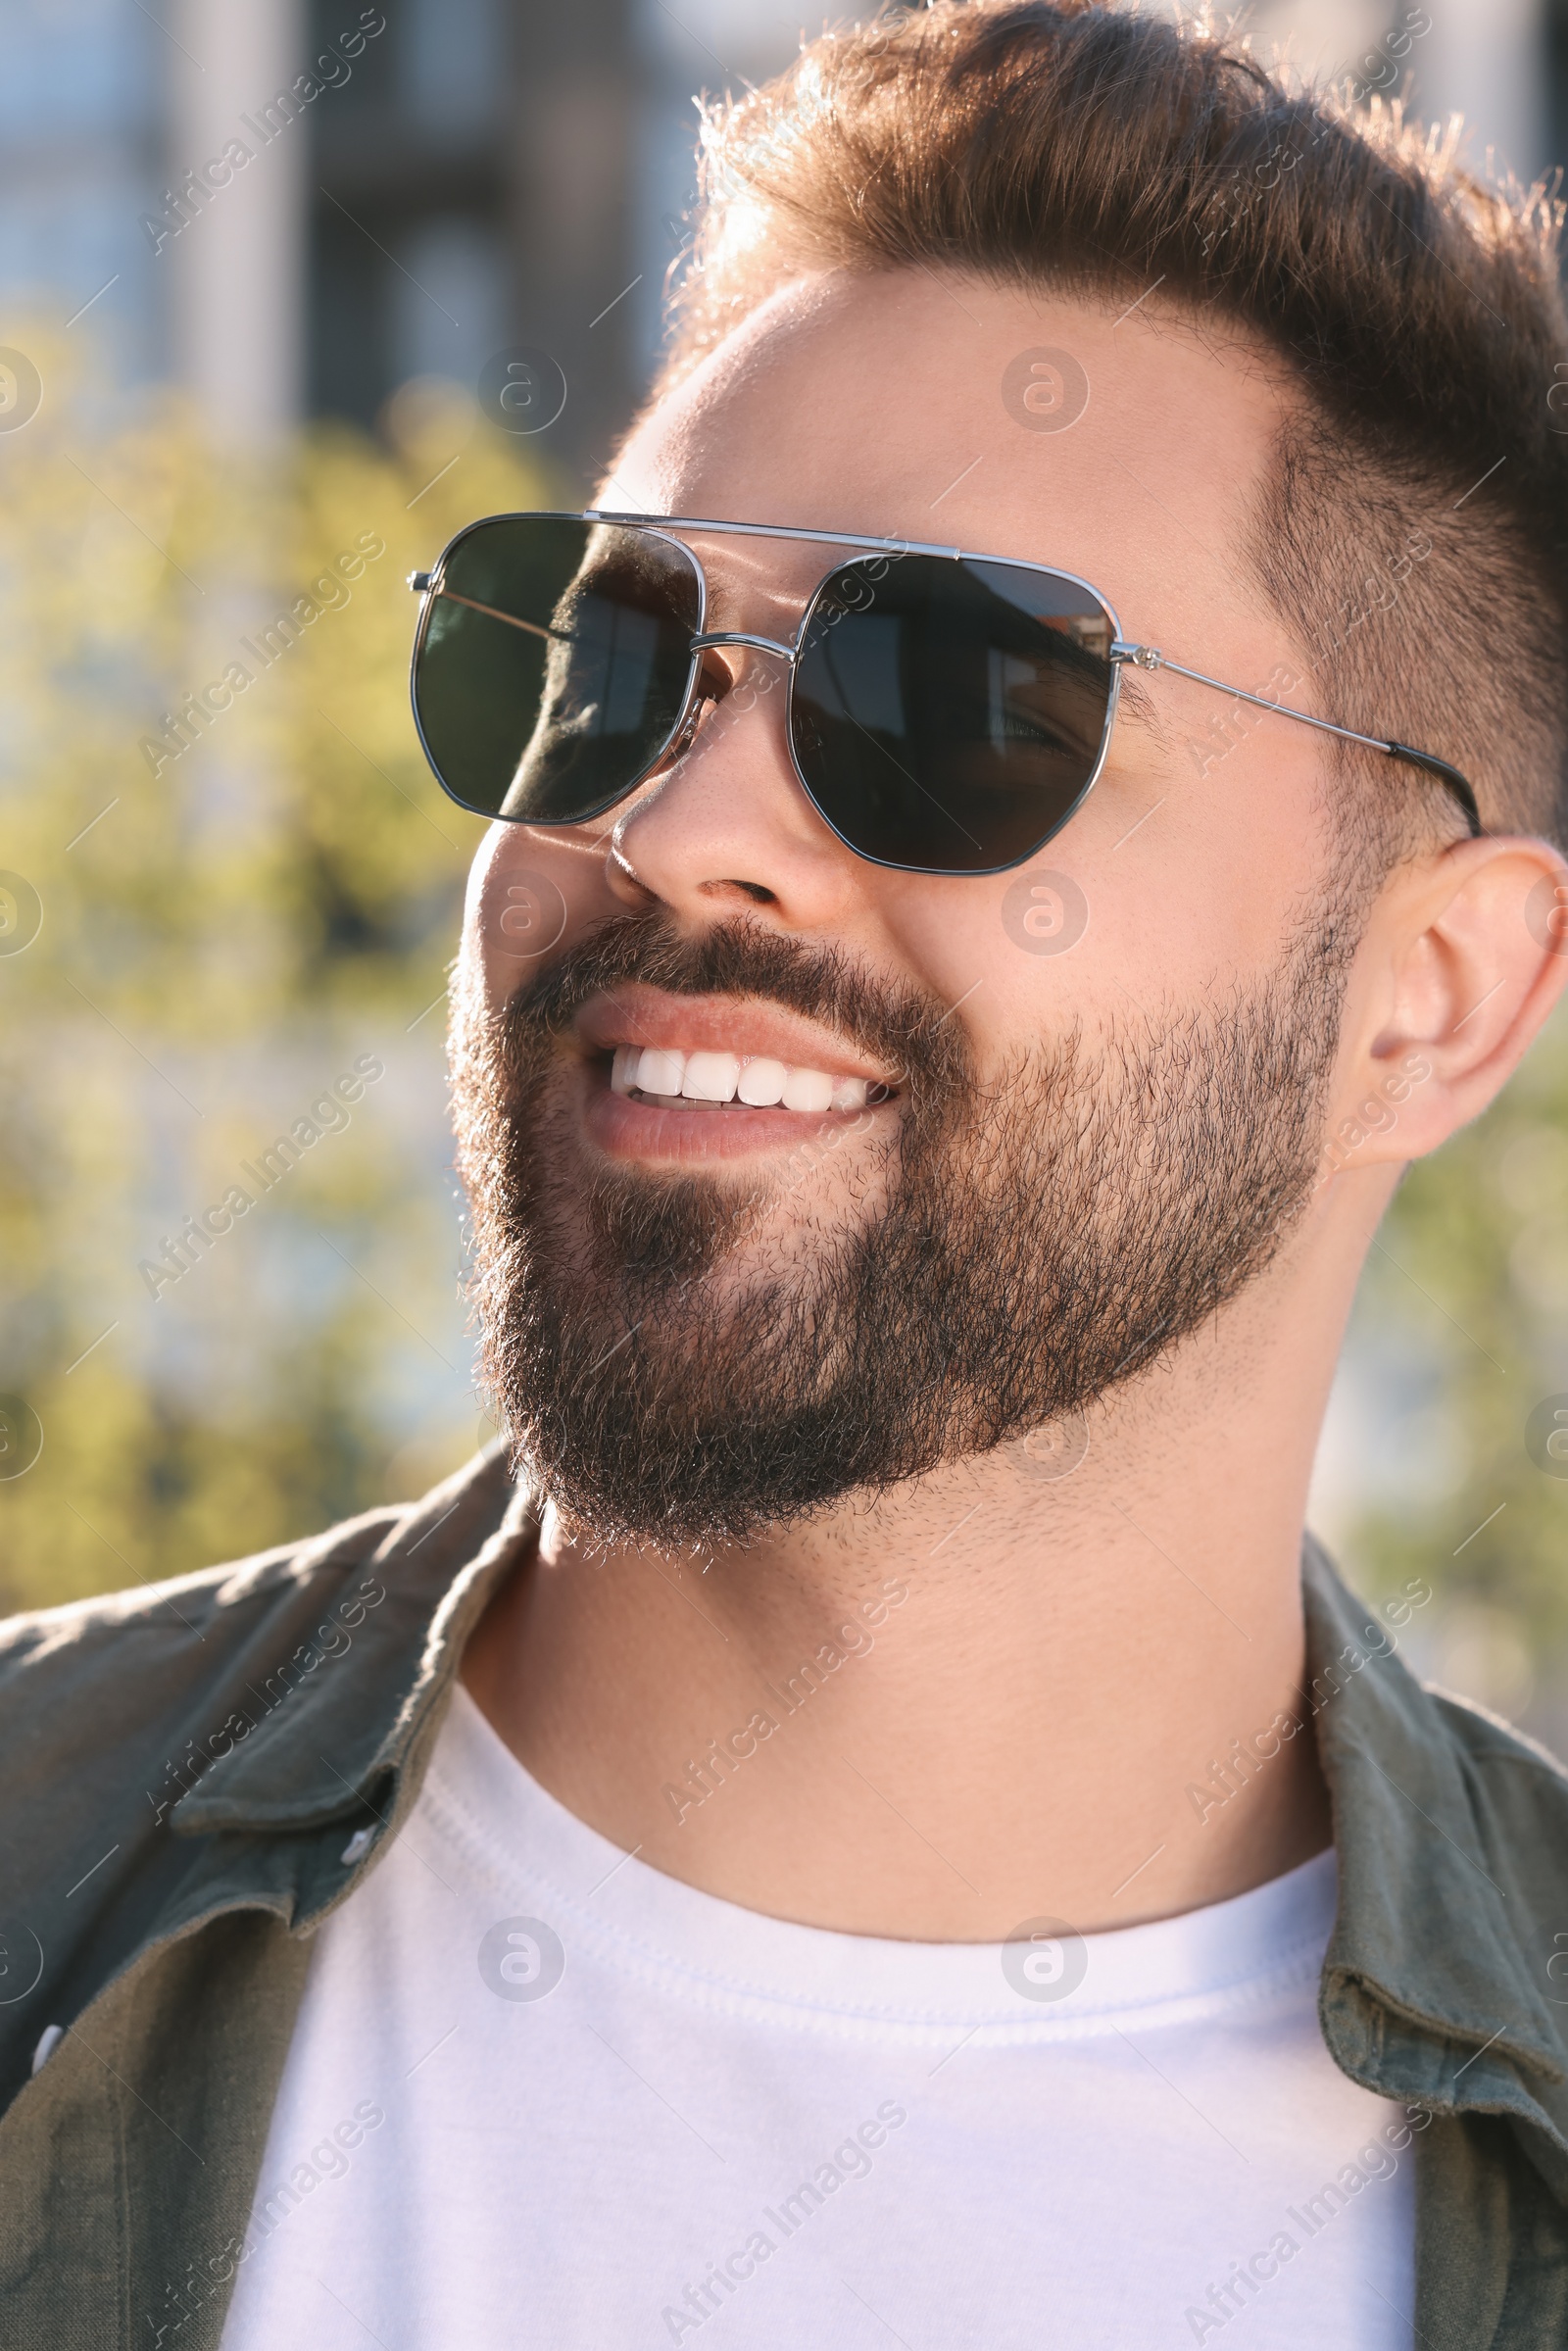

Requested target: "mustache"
[{"left": 499, "top": 906, "right": 974, "bottom": 1102}]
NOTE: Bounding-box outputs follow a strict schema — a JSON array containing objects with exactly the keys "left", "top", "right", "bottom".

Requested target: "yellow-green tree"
[
  {"left": 0, "top": 350, "right": 546, "bottom": 1612},
  {"left": 1328, "top": 996, "right": 1568, "bottom": 1720}
]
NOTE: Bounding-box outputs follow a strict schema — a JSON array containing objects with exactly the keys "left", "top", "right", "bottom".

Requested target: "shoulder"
[
  {"left": 0, "top": 1449, "right": 516, "bottom": 1815},
  {"left": 0, "top": 1451, "right": 523, "bottom": 2108},
  {"left": 0, "top": 1502, "right": 404, "bottom": 1766}
]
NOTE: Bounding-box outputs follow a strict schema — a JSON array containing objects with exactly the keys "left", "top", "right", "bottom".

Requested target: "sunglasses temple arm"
[
  {"left": 1381, "top": 743, "right": 1484, "bottom": 837},
  {"left": 421, "top": 584, "right": 576, "bottom": 648},
  {"left": 1110, "top": 643, "right": 1483, "bottom": 837}
]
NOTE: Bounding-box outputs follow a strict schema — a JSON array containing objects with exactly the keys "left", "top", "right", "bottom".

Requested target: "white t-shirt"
[{"left": 220, "top": 1684, "right": 1416, "bottom": 2350}]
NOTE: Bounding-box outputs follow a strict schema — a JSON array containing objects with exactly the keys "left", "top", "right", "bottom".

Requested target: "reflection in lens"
[
  {"left": 793, "top": 556, "right": 1114, "bottom": 872},
  {"left": 414, "top": 517, "right": 702, "bottom": 821}
]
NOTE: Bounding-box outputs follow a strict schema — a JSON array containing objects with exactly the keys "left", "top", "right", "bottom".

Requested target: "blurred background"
[{"left": 0, "top": 0, "right": 1566, "bottom": 1743}]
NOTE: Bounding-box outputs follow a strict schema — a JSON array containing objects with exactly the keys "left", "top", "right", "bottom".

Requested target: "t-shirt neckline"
[{"left": 425, "top": 1681, "right": 1337, "bottom": 2037}]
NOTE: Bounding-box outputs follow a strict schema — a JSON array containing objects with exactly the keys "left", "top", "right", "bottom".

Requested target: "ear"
[{"left": 1319, "top": 834, "right": 1568, "bottom": 1180}]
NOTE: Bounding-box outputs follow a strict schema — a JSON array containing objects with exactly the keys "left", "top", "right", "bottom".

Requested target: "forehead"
[{"left": 611, "top": 271, "right": 1296, "bottom": 651}]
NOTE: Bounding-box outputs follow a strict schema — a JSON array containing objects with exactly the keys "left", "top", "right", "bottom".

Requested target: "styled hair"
[{"left": 658, "top": 1, "right": 1568, "bottom": 851}]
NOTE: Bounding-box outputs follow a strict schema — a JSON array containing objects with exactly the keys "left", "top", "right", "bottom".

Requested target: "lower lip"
[{"left": 581, "top": 1065, "right": 892, "bottom": 1163}]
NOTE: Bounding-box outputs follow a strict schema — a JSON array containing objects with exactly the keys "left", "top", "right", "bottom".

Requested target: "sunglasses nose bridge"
[{"left": 688, "top": 628, "right": 799, "bottom": 665}]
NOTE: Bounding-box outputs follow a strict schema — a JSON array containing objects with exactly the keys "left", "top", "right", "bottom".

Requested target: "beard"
[{"left": 450, "top": 901, "right": 1352, "bottom": 1549}]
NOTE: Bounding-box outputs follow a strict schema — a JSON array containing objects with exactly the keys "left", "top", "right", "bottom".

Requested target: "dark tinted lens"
[
  {"left": 413, "top": 517, "right": 702, "bottom": 821},
  {"left": 791, "top": 555, "right": 1114, "bottom": 873}
]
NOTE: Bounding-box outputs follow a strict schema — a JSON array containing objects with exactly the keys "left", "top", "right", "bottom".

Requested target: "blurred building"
[
  {"left": 1, "top": 0, "right": 1565, "bottom": 477},
  {"left": 0, "top": 0, "right": 801, "bottom": 488}
]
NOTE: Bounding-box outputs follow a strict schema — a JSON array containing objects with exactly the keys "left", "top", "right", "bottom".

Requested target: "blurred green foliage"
[
  {"left": 1327, "top": 993, "right": 1568, "bottom": 1724},
  {"left": 0, "top": 344, "right": 548, "bottom": 1613}
]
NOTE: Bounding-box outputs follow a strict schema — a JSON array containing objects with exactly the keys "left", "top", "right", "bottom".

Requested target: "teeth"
[
  {"left": 634, "top": 1048, "right": 686, "bottom": 1098},
  {"left": 737, "top": 1056, "right": 788, "bottom": 1105},
  {"left": 682, "top": 1051, "right": 741, "bottom": 1102},
  {"left": 781, "top": 1066, "right": 835, "bottom": 1112},
  {"left": 611, "top": 1044, "right": 881, "bottom": 1111}
]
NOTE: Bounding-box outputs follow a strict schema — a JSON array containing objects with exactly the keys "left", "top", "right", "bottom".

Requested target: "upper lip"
[{"left": 574, "top": 987, "right": 900, "bottom": 1085}]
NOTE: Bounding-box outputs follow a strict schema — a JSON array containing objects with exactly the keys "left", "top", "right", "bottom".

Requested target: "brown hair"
[{"left": 658, "top": 1, "right": 1568, "bottom": 852}]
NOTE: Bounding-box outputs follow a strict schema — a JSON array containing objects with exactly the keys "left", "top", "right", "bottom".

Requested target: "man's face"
[{"left": 451, "top": 274, "right": 1355, "bottom": 1545}]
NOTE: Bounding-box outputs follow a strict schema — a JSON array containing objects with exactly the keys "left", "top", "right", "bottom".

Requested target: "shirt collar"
[
  {"left": 1304, "top": 1536, "right": 1568, "bottom": 2180},
  {"left": 172, "top": 1447, "right": 535, "bottom": 1836}
]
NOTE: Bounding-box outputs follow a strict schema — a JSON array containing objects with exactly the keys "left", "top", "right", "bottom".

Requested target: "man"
[{"left": 6, "top": 3, "right": 1568, "bottom": 2344}]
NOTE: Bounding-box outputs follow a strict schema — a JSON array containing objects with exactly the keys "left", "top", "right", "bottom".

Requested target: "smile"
[{"left": 609, "top": 1046, "right": 881, "bottom": 1113}]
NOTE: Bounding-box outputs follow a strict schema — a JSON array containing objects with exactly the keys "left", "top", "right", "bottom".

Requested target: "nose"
[{"left": 604, "top": 637, "right": 862, "bottom": 930}]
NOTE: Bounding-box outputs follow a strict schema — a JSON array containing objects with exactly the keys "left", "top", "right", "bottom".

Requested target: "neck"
[{"left": 461, "top": 1178, "right": 1390, "bottom": 1939}]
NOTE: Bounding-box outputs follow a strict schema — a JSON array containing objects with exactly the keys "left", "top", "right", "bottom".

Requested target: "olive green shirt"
[{"left": 3, "top": 1446, "right": 1567, "bottom": 2346}]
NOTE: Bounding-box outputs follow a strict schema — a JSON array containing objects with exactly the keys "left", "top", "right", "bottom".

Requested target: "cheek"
[
  {"left": 466, "top": 830, "right": 618, "bottom": 1008},
  {"left": 879, "top": 873, "right": 1025, "bottom": 1039},
  {"left": 882, "top": 868, "right": 1104, "bottom": 1075}
]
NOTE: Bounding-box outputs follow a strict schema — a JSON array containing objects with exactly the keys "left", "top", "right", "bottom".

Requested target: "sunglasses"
[{"left": 407, "top": 512, "right": 1481, "bottom": 877}]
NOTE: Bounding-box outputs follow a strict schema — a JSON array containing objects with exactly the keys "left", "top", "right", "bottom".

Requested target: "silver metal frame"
[{"left": 408, "top": 509, "right": 1482, "bottom": 867}]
